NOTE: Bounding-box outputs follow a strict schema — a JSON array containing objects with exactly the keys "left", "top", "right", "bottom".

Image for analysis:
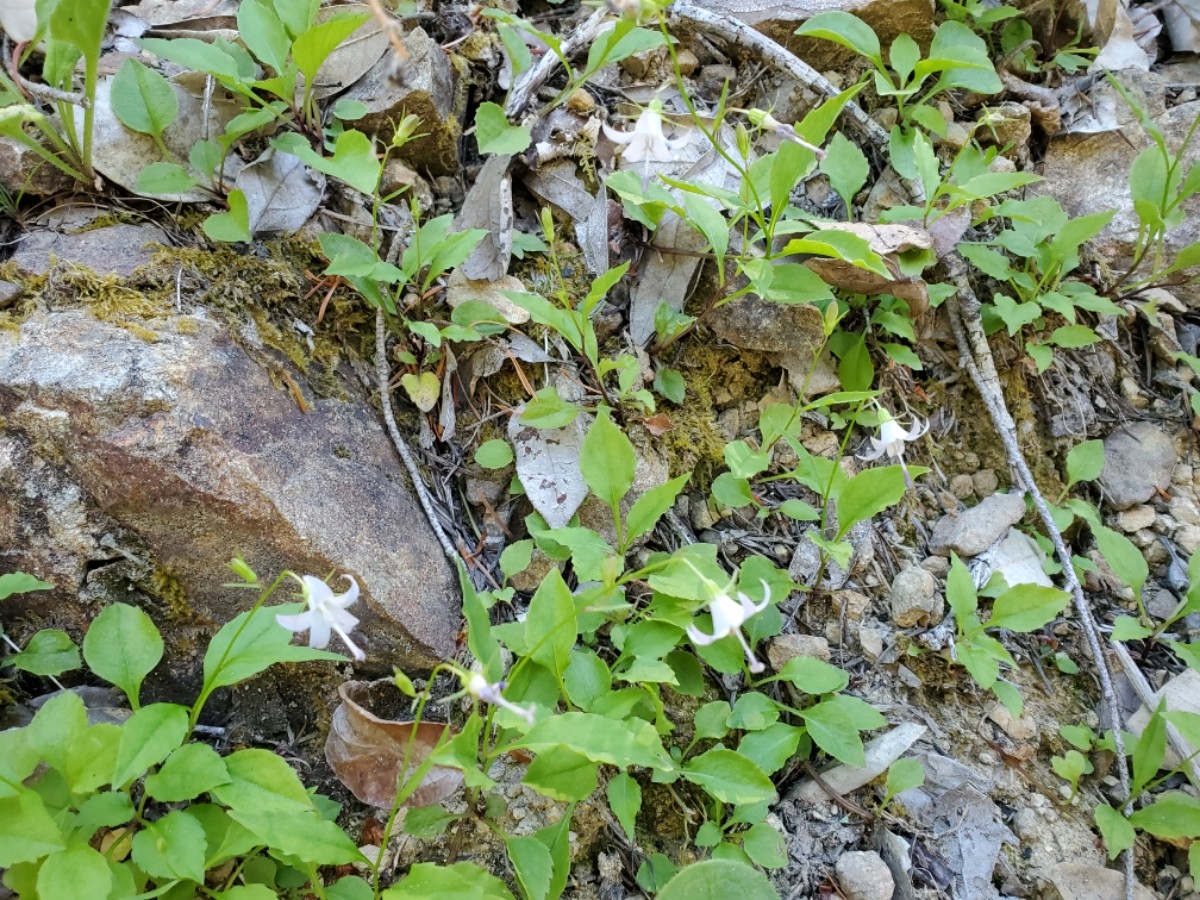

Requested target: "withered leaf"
[
  {"left": 458, "top": 154, "right": 514, "bottom": 282},
  {"left": 802, "top": 221, "right": 935, "bottom": 318},
  {"left": 325, "top": 680, "right": 463, "bottom": 809}
]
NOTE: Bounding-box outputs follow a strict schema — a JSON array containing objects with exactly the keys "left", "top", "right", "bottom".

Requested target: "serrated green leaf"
[
  {"left": 145, "top": 743, "right": 231, "bottom": 802},
  {"left": 655, "top": 859, "right": 779, "bottom": 900}
]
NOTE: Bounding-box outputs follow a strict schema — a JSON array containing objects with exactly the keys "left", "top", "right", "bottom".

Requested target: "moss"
[{"left": 146, "top": 564, "right": 200, "bottom": 624}]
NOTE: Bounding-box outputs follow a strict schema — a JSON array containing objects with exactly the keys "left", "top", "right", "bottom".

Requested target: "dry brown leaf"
[
  {"left": 643, "top": 413, "right": 673, "bottom": 435},
  {"left": 802, "top": 221, "right": 935, "bottom": 317},
  {"left": 325, "top": 680, "right": 463, "bottom": 809}
]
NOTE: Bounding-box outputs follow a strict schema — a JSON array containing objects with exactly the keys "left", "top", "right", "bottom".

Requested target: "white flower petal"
[
  {"left": 329, "top": 575, "right": 359, "bottom": 609},
  {"left": 275, "top": 611, "right": 312, "bottom": 633},
  {"left": 308, "top": 616, "right": 333, "bottom": 650},
  {"left": 686, "top": 624, "right": 720, "bottom": 646},
  {"left": 602, "top": 120, "right": 634, "bottom": 145},
  {"left": 299, "top": 575, "right": 334, "bottom": 609}
]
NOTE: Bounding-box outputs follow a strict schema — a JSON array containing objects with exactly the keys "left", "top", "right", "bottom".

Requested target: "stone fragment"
[
  {"left": 858, "top": 627, "right": 885, "bottom": 662},
  {"left": 1098, "top": 421, "right": 1176, "bottom": 510},
  {"left": 928, "top": 492, "right": 1027, "bottom": 557},
  {"left": 0, "top": 137, "right": 77, "bottom": 197},
  {"left": 949, "top": 474, "right": 975, "bottom": 499},
  {"left": 508, "top": 547, "right": 560, "bottom": 594},
  {"left": 1049, "top": 864, "right": 1158, "bottom": 900},
  {"left": 766, "top": 633, "right": 831, "bottom": 671},
  {"left": 976, "top": 102, "right": 1032, "bottom": 158},
  {"left": 0, "top": 309, "right": 459, "bottom": 683},
  {"left": 12, "top": 224, "right": 166, "bottom": 278},
  {"left": 790, "top": 520, "right": 874, "bottom": 590},
  {"left": 889, "top": 564, "right": 942, "bottom": 628},
  {"left": 1117, "top": 504, "right": 1157, "bottom": 533},
  {"left": 987, "top": 703, "right": 1037, "bottom": 741},
  {"left": 827, "top": 589, "right": 871, "bottom": 644},
  {"left": 709, "top": 293, "right": 824, "bottom": 355},
  {"left": 0, "top": 280, "right": 22, "bottom": 310},
  {"left": 971, "top": 468, "right": 999, "bottom": 497},
  {"left": 341, "top": 27, "right": 459, "bottom": 175},
  {"left": 835, "top": 850, "right": 895, "bottom": 900}
]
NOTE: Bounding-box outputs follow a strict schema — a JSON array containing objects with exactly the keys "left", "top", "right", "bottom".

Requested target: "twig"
[
  {"left": 505, "top": 9, "right": 610, "bottom": 119},
  {"left": 943, "top": 253, "right": 1135, "bottom": 900},
  {"left": 375, "top": 307, "right": 462, "bottom": 564}
]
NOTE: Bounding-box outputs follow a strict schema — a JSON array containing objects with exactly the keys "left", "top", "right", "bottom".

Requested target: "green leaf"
[
  {"left": 987, "top": 584, "right": 1071, "bottom": 633},
  {"left": 383, "top": 862, "right": 515, "bottom": 899},
  {"left": 712, "top": 472, "right": 754, "bottom": 508},
  {"left": 729, "top": 692, "right": 781, "bottom": 731},
  {"left": 204, "top": 189, "right": 253, "bottom": 242},
  {"left": 885, "top": 758, "right": 925, "bottom": 795},
  {"left": 564, "top": 648, "right": 612, "bottom": 711},
  {"left": 520, "top": 385, "right": 581, "bottom": 429},
  {"left": 836, "top": 466, "right": 912, "bottom": 538},
  {"left": 795, "top": 11, "right": 882, "bottom": 66},
  {"left": 682, "top": 194, "right": 729, "bottom": 275},
  {"left": 82, "top": 602, "right": 164, "bottom": 708},
  {"left": 695, "top": 700, "right": 732, "bottom": 740},
  {"left": 682, "top": 748, "right": 776, "bottom": 805},
  {"left": 607, "top": 772, "right": 642, "bottom": 841},
  {"left": 820, "top": 132, "right": 869, "bottom": 209},
  {"left": 145, "top": 742, "right": 230, "bottom": 802},
  {"left": 801, "top": 695, "right": 885, "bottom": 765},
  {"left": 227, "top": 804, "right": 365, "bottom": 864},
  {"left": 111, "top": 58, "right": 178, "bottom": 143},
  {"left": 741, "top": 822, "right": 788, "bottom": 869},
  {"left": 627, "top": 474, "right": 690, "bottom": 542},
  {"left": 525, "top": 568, "right": 576, "bottom": 680},
  {"left": 1093, "top": 523, "right": 1148, "bottom": 601},
  {"left": 291, "top": 13, "right": 369, "bottom": 83},
  {"left": 27, "top": 690, "right": 87, "bottom": 773},
  {"left": 132, "top": 809, "right": 207, "bottom": 883},
  {"left": 522, "top": 748, "right": 598, "bottom": 802},
  {"left": 774, "top": 656, "right": 849, "bottom": 695},
  {"left": 211, "top": 747, "right": 315, "bottom": 813},
  {"left": 737, "top": 723, "right": 804, "bottom": 776},
  {"left": 1131, "top": 705, "right": 1167, "bottom": 798},
  {"left": 461, "top": 561, "right": 504, "bottom": 683},
  {"left": 1095, "top": 804, "right": 1135, "bottom": 859},
  {"left": 112, "top": 703, "right": 189, "bottom": 787},
  {"left": 532, "top": 812, "right": 572, "bottom": 900},
  {"left": 1049, "top": 324, "right": 1098, "bottom": 348},
  {"left": 505, "top": 835, "right": 554, "bottom": 900},
  {"left": 202, "top": 602, "right": 343, "bottom": 694},
  {"left": 275, "top": 129, "right": 380, "bottom": 194},
  {"left": 656, "top": 859, "right": 779, "bottom": 900},
  {"left": 137, "top": 37, "right": 244, "bottom": 82},
  {"left": 137, "top": 161, "right": 202, "bottom": 194},
  {"left": 1129, "top": 791, "right": 1200, "bottom": 840},
  {"left": 1111, "top": 615, "right": 1152, "bottom": 641},
  {"left": 475, "top": 102, "right": 531, "bottom": 155},
  {"left": 0, "top": 790, "right": 65, "bottom": 866},
  {"left": 36, "top": 844, "right": 112, "bottom": 900},
  {"left": 475, "top": 439, "right": 514, "bottom": 469},
  {"left": 957, "top": 243, "right": 1014, "bottom": 281},
  {"left": 7, "top": 629, "right": 79, "bottom": 676},
  {"left": 0, "top": 572, "right": 53, "bottom": 601},
  {"left": 1065, "top": 439, "right": 1105, "bottom": 487},
  {"left": 581, "top": 410, "right": 636, "bottom": 517},
  {"left": 889, "top": 32, "right": 920, "bottom": 82},
  {"left": 517, "top": 712, "right": 673, "bottom": 770},
  {"left": 239, "top": 0, "right": 291, "bottom": 74}
]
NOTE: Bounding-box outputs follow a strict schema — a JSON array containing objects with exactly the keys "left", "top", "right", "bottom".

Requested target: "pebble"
[
  {"left": 1179, "top": 525, "right": 1200, "bottom": 554},
  {"left": 928, "top": 492, "right": 1027, "bottom": 557},
  {"left": 766, "top": 633, "right": 832, "bottom": 670},
  {"left": 949, "top": 474, "right": 975, "bottom": 499},
  {"left": 1099, "top": 422, "right": 1176, "bottom": 509},
  {"left": 920, "top": 555, "right": 950, "bottom": 577},
  {"left": 972, "top": 468, "right": 999, "bottom": 497},
  {"left": 1117, "top": 505, "right": 1156, "bottom": 533},
  {"left": 835, "top": 851, "right": 895, "bottom": 900},
  {"left": 889, "top": 565, "right": 942, "bottom": 628},
  {"left": 858, "top": 627, "right": 885, "bottom": 662},
  {"left": 987, "top": 703, "right": 1036, "bottom": 741}
]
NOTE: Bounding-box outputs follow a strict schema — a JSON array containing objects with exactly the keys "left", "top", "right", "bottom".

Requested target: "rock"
[
  {"left": 858, "top": 627, "right": 885, "bottom": 662},
  {"left": 949, "top": 474, "right": 975, "bottom": 499},
  {"left": 12, "top": 224, "right": 167, "bottom": 278},
  {"left": 1098, "top": 421, "right": 1176, "bottom": 510},
  {"left": 341, "top": 27, "right": 459, "bottom": 175},
  {"left": 928, "top": 492, "right": 1027, "bottom": 557},
  {"left": 710, "top": 0, "right": 935, "bottom": 72},
  {"left": 1116, "top": 504, "right": 1156, "bottom": 533},
  {"left": 709, "top": 293, "right": 824, "bottom": 356},
  {"left": 828, "top": 589, "right": 870, "bottom": 643},
  {"left": 0, "top": 309, "right": 459, "bottom": 684},
  {"left": 1127, "top": 667, "right": 1200, "bottom": 769},
  {"left": 0, "top": 136, "right": 78, "bottom": 197},
  {"left": 920, "top": 555, "right": 950, "bottom": 577},
  {"left": 971, "top": 468, "right": 999, "bottom": 497},
  {"left": 508, "top": 547, "right": 560, "bottom": 594},
  {"left": 0, "top": 280, "right": 22, "bottom": 310},
  {"left": 890, "top": 564, "right": 942, "bottom": 628},
  {"left": 767, "top": 633, "right": 831, "bottom": 670},
  {"left": 790, "top": 520, "right": 874, "bottom": 590},
  {"left": 1049, "top": 863, "right": 1157, "bottom": 900},
  {"left": 1170, "top": 491, "right": 1200, "bottom": 526},
  {"left": 987, "top": 703, "right": 1037, "bottom": 741},
  {"left": 1040, "top": 72, "right": 1200, "bottom": 304},
  {"left": 976, "top": 101, "right": 1032, "bottom": 158},
  {"left": 1179, "top": 524, "right": 1200, "bottom": 554},
  {"left": 835, "top": 850, "right": 895, "bottom": 900}
]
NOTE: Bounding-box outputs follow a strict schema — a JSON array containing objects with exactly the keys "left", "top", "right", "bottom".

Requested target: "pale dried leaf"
[
  {"left": 325, "top": 681, "right": 462, "bottom": 809},
  {"left": 458, "top": 154, "right": 514, "bottom": 282},
  {"left": 439, "top": 345, "right": 457, "bottom": 441},
  {"left": 237, "top": 149, "right": 325, "bottom": 236},
  {"left": 803, "top": 222, "right": 934, "bottom": 317},
  {"left": 312, "top": 5, "right": 391, "bottom": 99},
  {"left": 525, "top": 159, "right": 594, "bottom": 220},
  {"left": 1165, "top": 0, "right": 1200, "bottom": 53},
  {"left": 1091, "top": 3, "right": 1151, "bottom": 71},
  {"left": 445, "top": 269, "right": 530, "bottom": 324},
  {"left": 509, "top": 407, "right": 589, "bottom": 529},
  {"left": 119, "top": 0, "right": 239, "bottom": 27}
]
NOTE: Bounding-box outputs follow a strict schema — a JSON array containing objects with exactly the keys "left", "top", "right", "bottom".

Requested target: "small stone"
[
  {"left": 508, "top": 548, "right": 559, "bottom": 594},
  {"left": 920, "top": 555, "right": 950, "bottom": 577},
  {"left": 890, "top": 565, "right": 942, "bottom": 628},
  {"left": 1099, "top": 422, "right": 1177, "bottom": 509},
  {"left": 987, "top": 703, "right": 1037, "bottom": 741},
  {"left": 698, "top": 64, "right": 737, "bottom": 94},
  {"left": 835, "top": 850, "right": 895, "bottom": 900},
  {"left": 1171, "top": 492, "right": 1200, "bottom": 526},
  {"left": 0, "top": 138, "right": 77, "bottom": 197},
  {"left": 928, "top": 492, "right": 1027, "bottom": 557},
  {"left": 1178, "top": 524, "right": 1200, "bottom": 554},
  {"left": 949, "top": 474, "right": 975, "bottom": 499},
  {"left": 978, "top": 101, "right": 1032, "bottom": 157},
  {"left": 858, "top": 627, "right": 885, "bottom": 662},
  {"left": 675, "top": 49, "right": 699, "bottom": 77},
  {"left": 767, "top": 634, "right": 831, "bottom": 671},
  {"left": 939, "top": 120, "right": 971, "bottom": 151},
  {"left": 1117, "top": 504, "right": 1157, "bottom": 533},
  {"left": 12, "top": 223, "right": 166, "bottom": 278},
  {"left": 0, "top": 280, "right": 22, "bottom": 310},
  {"left": 972, "top": 468, "right": 999, "bottom": 497}
]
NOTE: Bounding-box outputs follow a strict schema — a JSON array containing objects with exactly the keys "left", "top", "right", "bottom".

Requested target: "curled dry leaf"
[
  {"left": 802, "top": 221, "right": 934, "bottom": 317},
  {"left": 325, "top": 680, "right": 463, "bottom": 809}
]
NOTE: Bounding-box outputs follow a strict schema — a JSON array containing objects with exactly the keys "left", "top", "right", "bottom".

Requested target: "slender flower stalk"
[
  {"left": 276, "top": 574, "right": 366, "bottom": 661},
  {"left": 463, "top": 671, "right": 535, "bottom": 725}
]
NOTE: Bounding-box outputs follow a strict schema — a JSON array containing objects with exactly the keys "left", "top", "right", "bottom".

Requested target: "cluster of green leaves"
[
  {"left": 0, "top": 566, "right": 393, "bottom": 900},
  {"left": 406, "top": 408, "right": 890, "bottom": 899},
  {"left": 938, "top": 0, "right": 1095, "bottom": 73},
  {"left": 944, "top": 554, "right": 1071, "bottom": 717},
  {"left": 0, "top": 0, "right": 114, "bottom": 182}
]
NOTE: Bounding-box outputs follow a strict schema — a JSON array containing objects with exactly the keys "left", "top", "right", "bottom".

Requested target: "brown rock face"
[{"left": 0, "top": 309, "right": 458, "bottom": 679}]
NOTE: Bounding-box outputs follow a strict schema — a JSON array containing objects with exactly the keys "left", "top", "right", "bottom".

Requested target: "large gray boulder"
[{"left": 0, "top": 308, "right": 459, "bottom": 683}]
